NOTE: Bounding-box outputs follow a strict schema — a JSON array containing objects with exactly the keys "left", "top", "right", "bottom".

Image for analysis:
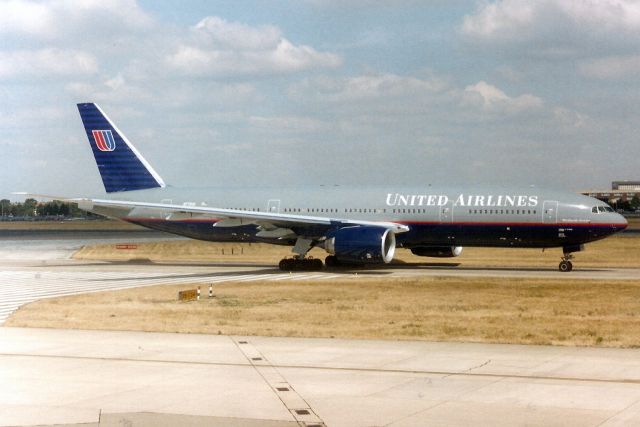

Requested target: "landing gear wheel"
[
  {"left": 559, "top": 251, "right": 575, "bottom": 272},
  {"left": 325, "top": 255, "right": 338, "bottom": 268},
  {"left": 559, "top": 260, "right": 573, "bottom": 272},
  {"left": 279, "top": 258, "right": 294, "bottom": 271}
]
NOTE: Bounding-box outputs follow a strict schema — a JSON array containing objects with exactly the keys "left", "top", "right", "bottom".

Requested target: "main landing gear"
[
  {"left": 278, "top": 237, "right": 323, "bottom": 271},
  {"left": 278, "top": 257, "right": 323, "bottom": 271}
]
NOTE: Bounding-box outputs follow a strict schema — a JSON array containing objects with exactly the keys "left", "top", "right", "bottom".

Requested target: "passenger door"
[
  {"left": 543, "top": 200, "right": 558, "bottom": 223},
  {"left": 439, "top": 201, "right": 453, "bottom": 223},
  {"left": 267, "top": 199, "right": 281, "bottom": 214}
]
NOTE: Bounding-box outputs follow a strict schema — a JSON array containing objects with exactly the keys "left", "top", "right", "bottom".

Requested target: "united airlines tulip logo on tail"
[{"left": 92, "top": 130, "right": 116, "bottom": 152}]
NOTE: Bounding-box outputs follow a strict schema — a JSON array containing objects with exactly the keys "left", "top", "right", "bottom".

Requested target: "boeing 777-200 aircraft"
[{"left": 40, "top": 103, "right": 630, "bottom": 271}]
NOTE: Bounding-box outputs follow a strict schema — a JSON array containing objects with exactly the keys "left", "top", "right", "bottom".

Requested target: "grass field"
[{"left": 8, "top": 276, "right": 640, "bottom": 348}]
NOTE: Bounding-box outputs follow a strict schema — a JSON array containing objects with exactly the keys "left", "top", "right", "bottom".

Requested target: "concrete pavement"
[{"left": 2, "top": 327, "right": 640, "bottom": 426}]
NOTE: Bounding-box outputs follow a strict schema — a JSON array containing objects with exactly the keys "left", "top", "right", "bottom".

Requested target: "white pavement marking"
[{"left": 0, "top": 265, "right": 348, "bottom": 324}]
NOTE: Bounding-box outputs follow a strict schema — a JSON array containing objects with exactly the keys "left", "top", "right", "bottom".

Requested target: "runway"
[{"left": 2, "top": 327, "right": 640, "bottom": 426}]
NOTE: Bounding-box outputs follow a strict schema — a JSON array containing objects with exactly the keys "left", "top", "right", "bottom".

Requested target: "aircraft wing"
[{"left": 72, "top": 197, "right": 410, "bottom": 236}]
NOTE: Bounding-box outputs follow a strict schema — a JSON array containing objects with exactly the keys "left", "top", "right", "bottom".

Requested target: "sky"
[{"left": 1, "top": 0, "right": 639, "bottom": 201}]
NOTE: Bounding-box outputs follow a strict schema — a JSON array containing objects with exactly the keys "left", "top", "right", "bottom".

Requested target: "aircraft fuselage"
[{"left": 89, "top": 185, "right": 627, "bottom": 251}]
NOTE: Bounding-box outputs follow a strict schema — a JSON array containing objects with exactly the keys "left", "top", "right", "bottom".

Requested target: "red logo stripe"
[
  {"left": 92, "top": 130, "right": 107, "bottom": 151},
  {"left": 97, "top": 131, "right": 107, "bottom": 151},
  {"left": 92, "top": 130, "right": 102, "bottom": 150}
]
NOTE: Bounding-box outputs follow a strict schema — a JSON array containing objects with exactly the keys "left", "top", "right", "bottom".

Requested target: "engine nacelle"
[
  {"left": 325, "top": 226, "right": 396, "bottom": 264},
  {"left": 410, "top": 246, "right": 463, "bottom": 258}
]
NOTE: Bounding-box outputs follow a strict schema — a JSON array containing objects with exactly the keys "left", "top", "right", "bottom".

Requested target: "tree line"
[
  {"left": 611, "top": 195, "right": 640, "bottom": 212},
  {"left": 0, "top": 199, "right": 95, "bottom": 219}
]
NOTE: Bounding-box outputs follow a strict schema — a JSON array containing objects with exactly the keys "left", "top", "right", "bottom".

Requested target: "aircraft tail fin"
[{"left": 77, "top": 103, "right": 165, "bottom": 193}]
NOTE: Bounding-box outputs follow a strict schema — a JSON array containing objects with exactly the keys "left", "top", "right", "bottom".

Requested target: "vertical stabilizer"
[{"left": 77, "top": 103, "right": 165, "bottom": 193}]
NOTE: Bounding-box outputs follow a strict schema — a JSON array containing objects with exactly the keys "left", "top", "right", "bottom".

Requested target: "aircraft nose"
[{"left": 613, "top": 213, "right": 628, "bottom": 231}]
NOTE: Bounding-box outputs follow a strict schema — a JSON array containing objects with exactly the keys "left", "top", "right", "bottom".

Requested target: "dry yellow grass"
[
  {"left": 8, "top": 276, "right": 640, "bottom": 348},
  {"left": 74, "top": 234, "right": 640, "bottom": 268}
]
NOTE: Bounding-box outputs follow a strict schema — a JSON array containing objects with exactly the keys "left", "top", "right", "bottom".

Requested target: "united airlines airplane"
[{"left": 62, "top": 103, "right": 629, "bottom": 272}]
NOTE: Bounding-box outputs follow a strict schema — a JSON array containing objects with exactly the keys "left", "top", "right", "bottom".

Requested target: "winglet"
[{"left": 77, "top": 103, "right": 165, "bottom": 193}]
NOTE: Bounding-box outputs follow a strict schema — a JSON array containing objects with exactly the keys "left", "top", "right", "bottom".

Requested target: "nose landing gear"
[
  {"left": 559, "top": 255, "right": 573, "bottom": 272},
  {"left": 559, "top": 244, "right": 583, "bottom": 272}
]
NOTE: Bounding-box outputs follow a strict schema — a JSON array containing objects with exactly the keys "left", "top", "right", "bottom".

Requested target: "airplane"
[{"left": 43, "top": 103, "right": 632, "bottom": 272}]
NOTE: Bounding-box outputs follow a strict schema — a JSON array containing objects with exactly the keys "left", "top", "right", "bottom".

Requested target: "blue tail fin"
[{"left": 77, "top": 103, "right": 165, "bottom": 193}]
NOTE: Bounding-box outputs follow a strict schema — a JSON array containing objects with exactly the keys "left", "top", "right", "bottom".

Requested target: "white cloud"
[
  {"left": 288, "top": 73, "right": 449, "bottom": 103},
  {"left": 0, "top": 0, "right": 153, "bottom": 40},
  {"left": 0, "top": 106, "right": 66, "bottom": 128},
  {"left": 104, "top": 73, "right": 126, "bottom": 91},
  {"left": 65, "top": 76, "right": 152, "bottom": 104},
  {"left": 554, "top": 107, "right": 587, "bottom": 129},
  {"left": 579, "top": 55, "right": 640, "bottom": 79},
  {"left": 0, "top": 4, "right": 342, "bottom": 81},
  {"left": 461, "top": 1, "right": 536, "bottom": 42},
  {"left": 0, "top": 49, "right": 98, "bottom": 78},
  {"left": 0, "top": 0, "right": 53, "bottom": 38},
  {"left": 249, "top": 115, "right": 329, "bottom": 134},
  {"left": 305, "top": 0, "right": 429, "bottom": 10},
  {"left": 291, "top": 74, "right": 543, "bottom": 117},
  {"left": 461, "top": 0, "right": 640, "bottom": 56},
  {"left": 194, "top": 16, "right": 282, "bottom": 50},
  {"left": 66, "top": 75, "right": 259, "bottom": 109},
  {"left": 463, "top": 81, "right": 543, "bottom": 113},
  {"left": 166, "top": 17, "right": 342, "bottom": 77}
]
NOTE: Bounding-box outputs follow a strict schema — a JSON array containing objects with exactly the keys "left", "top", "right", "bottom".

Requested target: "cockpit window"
[{"left": 594, "top": 206, "right": 615, "bottom": 213}]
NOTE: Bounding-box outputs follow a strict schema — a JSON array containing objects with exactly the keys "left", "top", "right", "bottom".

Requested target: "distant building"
[
  {"left": 612, "top": 181, "right": 640, "bottom": 191},
  {"left": 582, "top": 181, "right": 640, "bottom": 206}
]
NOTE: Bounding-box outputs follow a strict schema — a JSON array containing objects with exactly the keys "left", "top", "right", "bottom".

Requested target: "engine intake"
[
  {"left": 325, "top": 226, "right": 396, "bottom": 264},
  {"left": 411, "top": 246, "right": 463, "bottom": 258}
]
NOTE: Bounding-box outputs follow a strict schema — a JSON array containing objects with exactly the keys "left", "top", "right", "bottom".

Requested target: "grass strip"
[{"left": 8, "top": 276, "right": 640, "bottom": 348}]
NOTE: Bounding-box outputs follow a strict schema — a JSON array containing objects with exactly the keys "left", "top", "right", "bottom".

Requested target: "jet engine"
[
  {"left": 410, "top": 246, "right": 463, "bottom": 257},
  {"left": 324, "top": 226, "right": 396, "bottom": 264}
]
